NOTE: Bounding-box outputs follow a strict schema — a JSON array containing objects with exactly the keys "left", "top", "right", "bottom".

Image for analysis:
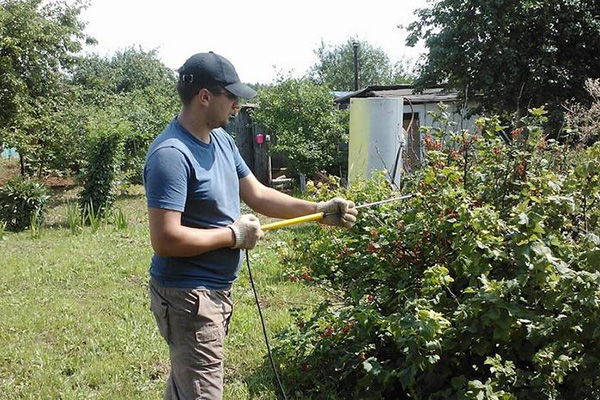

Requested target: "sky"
[{"left": 80, "top": 0, "right": 430, "bottom": 84}]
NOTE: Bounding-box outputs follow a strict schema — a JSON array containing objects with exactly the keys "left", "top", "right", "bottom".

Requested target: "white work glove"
[
  {"left": 316, "top": 197, "right": 358, "bottom": 229},
  {"left": 228, "top": 214, "right": 264, "bottom": 249}
]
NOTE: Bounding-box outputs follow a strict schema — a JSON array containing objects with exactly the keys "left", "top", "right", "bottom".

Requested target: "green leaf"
[{"left": 518, "top": 213, "right": 529, "bottom": 225}]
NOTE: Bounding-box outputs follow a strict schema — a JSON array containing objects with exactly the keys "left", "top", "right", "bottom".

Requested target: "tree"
[
  {"left": 251, "top": 76, "right": 347, "bottom": 177},
  {"left": 245, "top": 82, "right": 273, "bottom": 94},
  {"left": 308, "top": 38, "right": 414, "bottom": 91},
  {"left": 0, "top": 0, "right": 92, "bottom": 176},
  {"left": 70, "top": 48, "right": 179, "bottom": 183},
  {"left": 406, "top": 0, "right": 600, "bottom": 131},
  {"left": 72, "top": 47, "right": 175, "bottom": 95}
]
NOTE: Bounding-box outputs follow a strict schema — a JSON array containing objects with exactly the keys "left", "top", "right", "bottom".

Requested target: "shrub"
[
  {"left": 79, "top": 115, "right": 127, "bottom": 220},
  {"left": 0, "top": 177, "right": 49, "bottom": 232},
  {"left": 565, "top": 78, "right": 600, "bottom": 145},
  {"left": 251, "top": 76, "right": 347, "bottom": 177},
  {"left": 116, "top": 85, "right": 179, "bottom": 185},
  {"left": 275, "top": 108, "right": 600, "bottom": 399}
]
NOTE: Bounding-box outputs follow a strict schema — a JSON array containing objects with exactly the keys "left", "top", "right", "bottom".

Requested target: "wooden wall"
[{"left": 226, "top": 107, "right": 271, "bottom": 186}]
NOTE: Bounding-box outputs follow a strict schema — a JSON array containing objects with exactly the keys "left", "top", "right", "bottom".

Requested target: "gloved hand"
[
  {"left": 316, "top": 197, "right": 358, "bottom": 229},
  {"left": 228, "top": 214, "right": 264, "bottom": 249}
]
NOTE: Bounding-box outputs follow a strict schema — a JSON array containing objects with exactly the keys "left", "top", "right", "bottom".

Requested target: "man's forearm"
[
  {"left": 248, "top": 186, "right": 317, "bottom": 219},
  {"left": 152, "top": 225, "right": 235, "bottom": 258}
]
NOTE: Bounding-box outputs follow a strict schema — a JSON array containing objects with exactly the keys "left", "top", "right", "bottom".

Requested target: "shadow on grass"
[
  {"left": 246, "top": 356, "right": 338, "bottom": 400},
  {"left": 246, "top": 357, "right": 298, "bottom": 400}
]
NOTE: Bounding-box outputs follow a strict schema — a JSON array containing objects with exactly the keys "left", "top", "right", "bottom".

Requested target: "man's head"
[{"left": 176, "top": 52, "right": 257, "bottom": 107}]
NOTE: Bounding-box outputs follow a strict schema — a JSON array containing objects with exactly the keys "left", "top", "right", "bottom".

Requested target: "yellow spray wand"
[{"left": 260, "top": 194, "right": 413, "bottom": 231}]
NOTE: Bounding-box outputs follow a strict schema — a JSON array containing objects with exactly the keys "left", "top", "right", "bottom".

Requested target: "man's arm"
[
  {"left": 239, "top": 173, "right": 317, "bottom": 219},
  {"left": 148, "top": 207, "right": 235, "bottom": 257}
]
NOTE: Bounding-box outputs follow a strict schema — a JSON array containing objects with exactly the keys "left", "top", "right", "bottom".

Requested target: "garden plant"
[
  {"left": 274, "top": 108, "right": 600, "bottom": 399},
  {"left": 0, "top": 176, "right": 49, "bottom": 232}
]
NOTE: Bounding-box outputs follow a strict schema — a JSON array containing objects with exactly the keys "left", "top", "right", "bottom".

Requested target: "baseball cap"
[{"left": 177, "top": 52, "right": 257, "bottom": 99}]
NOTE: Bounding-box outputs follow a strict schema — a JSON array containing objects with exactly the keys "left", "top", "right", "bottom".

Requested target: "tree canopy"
[
  {"left": 251, "top": 76, "right": 347, "bottom": 177},
  {"left": 0, "top": 0, "right": 178, "bottom": 179},
  {"left": 0, "top": 0, "right": 92, "bottom": 175},
  {"left": 65, "top": 48, "right": 179, "bottom": 183},
  {"left": 406, "top": 0, "right": 600, "bottom": 129},
  {"left": 308, "top": 38, "right": 414, "bottom": 91},
  {"left": 71, "top": 47, "right": 175, "bottom": 96}
]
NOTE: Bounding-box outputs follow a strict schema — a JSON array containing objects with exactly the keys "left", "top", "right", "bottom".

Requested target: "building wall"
[
  {"left": 402, "top": 100, "right": 479, "bottom": 134},
  {"left": 401, "top": 99, "right": 480, "bottom": 165},
  {"left": 345, "top": 97, "right": 481, "bottom": 168}
]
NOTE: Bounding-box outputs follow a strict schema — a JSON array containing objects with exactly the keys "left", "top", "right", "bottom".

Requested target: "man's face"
[{"left": 208, "top": 89, "right": 240, "bottom": 129}]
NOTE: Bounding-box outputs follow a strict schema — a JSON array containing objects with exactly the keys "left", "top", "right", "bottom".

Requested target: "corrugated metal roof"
[
  {"left": 334, "top": 85, "right": 461, "bottom": 104},
  {"left": 331, "top": 90, "right": 354, "bottom": 98}
]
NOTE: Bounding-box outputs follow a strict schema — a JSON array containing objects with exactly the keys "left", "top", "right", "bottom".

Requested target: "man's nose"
[{"left": 232, "top": 101, "right": 241, "bottom": 116}]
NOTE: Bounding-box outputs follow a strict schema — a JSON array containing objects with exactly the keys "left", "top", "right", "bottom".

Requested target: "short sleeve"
[
  {"left": 225, "top": 132, "right": 250, "bottom": 179},
  {"left": 144, "top": 146, "right": 190, "bottom": 212},
  {"left": 234, "top": 145, "right": 251, "bottom": 179}
]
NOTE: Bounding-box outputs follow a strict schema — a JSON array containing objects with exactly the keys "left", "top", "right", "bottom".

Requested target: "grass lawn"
[{"left": 0, "top": 184, "right": 325, "bottom": 399}]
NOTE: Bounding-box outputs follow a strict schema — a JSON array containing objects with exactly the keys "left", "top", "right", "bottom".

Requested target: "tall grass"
[
  {"left": 66, "top": 201, "right": 84, "bottom": 234},
  {"left": 83, "top": 200, "right": 101, "bottom": 233},
  {"left": 29, "top": 208, "right": 42, "bottom": 239},
  {"left": 111, "top": 207, "right": 128, "bottom": 231}
]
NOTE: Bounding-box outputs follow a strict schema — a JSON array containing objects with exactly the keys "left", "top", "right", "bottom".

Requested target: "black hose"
[{"left": 245, "top": 250, "right": 289, "bottom": 400}]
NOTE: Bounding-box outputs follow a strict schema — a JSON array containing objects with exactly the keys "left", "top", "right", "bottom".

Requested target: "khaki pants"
[{"left": 149, "top": 278, "right": 233, "bottom": 400}]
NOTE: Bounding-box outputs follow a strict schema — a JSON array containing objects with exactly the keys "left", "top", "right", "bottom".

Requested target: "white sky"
[{"left": 81, "top": 0, "right": 429, "bottom": 84}]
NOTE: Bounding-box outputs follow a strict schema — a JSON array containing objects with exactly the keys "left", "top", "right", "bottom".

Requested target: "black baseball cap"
[{"left": 177, "top": 51, "right": 257, "bottom": 99}]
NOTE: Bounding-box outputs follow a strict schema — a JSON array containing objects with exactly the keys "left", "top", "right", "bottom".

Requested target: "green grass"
[{"left": 0, "top": 185, "right": 325, "bottom": 399}]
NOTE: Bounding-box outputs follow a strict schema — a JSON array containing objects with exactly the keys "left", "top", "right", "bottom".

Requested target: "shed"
[
  {"left": 226, "top": 105, "right": 279, "bottom": 187},
  {"left": 335, "top": 85, "right": 480, "bottom": 171}
]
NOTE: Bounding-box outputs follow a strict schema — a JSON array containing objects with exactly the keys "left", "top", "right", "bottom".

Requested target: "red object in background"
[{"left": 256, "top": 133, "right": 264, "bottom": 144}]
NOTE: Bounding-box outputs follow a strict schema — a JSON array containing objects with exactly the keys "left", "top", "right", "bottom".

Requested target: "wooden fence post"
[
  {"left": 252, "top": 123, "right": 271, "bottom": 186},
  {"left": 232, "top": 108, "right": 254, "bottom": 170}
]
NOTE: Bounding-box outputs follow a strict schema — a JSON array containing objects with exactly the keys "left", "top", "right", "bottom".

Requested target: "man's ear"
[{"left": 196, "top": 88, "right": 212, "bottom": 106}]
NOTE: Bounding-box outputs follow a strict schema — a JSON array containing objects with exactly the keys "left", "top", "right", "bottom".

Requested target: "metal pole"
[{"left": 352, "top": 41, "right": 359, "bottom": 91}]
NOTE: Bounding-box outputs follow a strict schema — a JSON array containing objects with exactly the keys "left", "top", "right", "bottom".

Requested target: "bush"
[
  {"left": 79, "top": 115, "right": 126, "bottom": 220},
  {"left": 251, "top": 76, "right": 347, "bottom": 177},
  {"left": 116, "top": 85, "right": 179, "bottom": 185},
  {"left": 565, "top": 78, "right": 600, "bottom": 145},
  {"left": 275, "top": 108, "right": 600, "bottom": 399},
  {"left": 0, "top": 177, "right": 49, "bottom": 232}
]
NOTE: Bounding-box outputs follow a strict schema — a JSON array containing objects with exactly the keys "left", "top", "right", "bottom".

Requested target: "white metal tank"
[{"left": 348, "top": 97, "right": 404, "bottom": 187}]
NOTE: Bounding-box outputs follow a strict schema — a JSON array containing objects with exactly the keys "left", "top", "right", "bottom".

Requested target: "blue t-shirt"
[{"left": 143, "top": 118, "right": 251, "bottom": 289}]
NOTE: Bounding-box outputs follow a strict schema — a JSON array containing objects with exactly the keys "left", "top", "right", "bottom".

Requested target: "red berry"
[
  {"left": 512, "top": 127, "right": 524, "bottom": 139},
  {"left": 366, "top": 243, "right": 378, "bottom": 254}
]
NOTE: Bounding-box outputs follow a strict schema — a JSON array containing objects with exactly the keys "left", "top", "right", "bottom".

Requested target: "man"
[{"left": 144, "top": 51, "right": 357, "bottom": 400}]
